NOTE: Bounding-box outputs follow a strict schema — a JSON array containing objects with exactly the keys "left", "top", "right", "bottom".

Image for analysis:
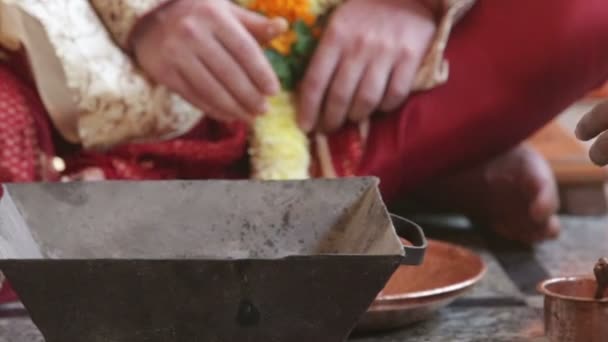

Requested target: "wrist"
[{"left": 129, "top": 0, "right": 178, "bottom": 52}]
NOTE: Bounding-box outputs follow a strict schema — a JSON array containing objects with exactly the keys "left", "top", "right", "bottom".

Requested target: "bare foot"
[{"left": 414, "top": 144, "right": 560, "bottom": 244}]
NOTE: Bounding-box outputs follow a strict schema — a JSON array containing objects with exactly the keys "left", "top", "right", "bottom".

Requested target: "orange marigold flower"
[
  {"left": 269, "top": 30, "right": 298, "bottom": 55},
  {"left": 248, "top": 0, "right": 317, "bottom": 25}
]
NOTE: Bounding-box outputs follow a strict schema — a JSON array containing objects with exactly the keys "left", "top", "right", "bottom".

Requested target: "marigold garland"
[{"left": 237, "top": 0, "right": 343, "bottom": 180}]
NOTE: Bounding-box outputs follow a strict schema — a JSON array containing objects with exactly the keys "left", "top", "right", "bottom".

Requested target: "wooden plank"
[
  {"left": 529, "top": 121, "right": 608, "bottom": 184},
  {"left": 529, "top": 121, "right": 608, "bottom": 215},
  {"left": 559, "top": 184, "right": 608, "bottom": 216}
]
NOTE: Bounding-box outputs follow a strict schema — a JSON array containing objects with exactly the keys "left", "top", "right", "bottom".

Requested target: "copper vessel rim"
[
  {"left": 375, "top": 240, "right": 487, "bottom": 302},
  {"left": 375, "top": 269, "right": 486, "bottom": 302},
  {"left": 537, "top": 276, "right": 608, "bottom": 303}
]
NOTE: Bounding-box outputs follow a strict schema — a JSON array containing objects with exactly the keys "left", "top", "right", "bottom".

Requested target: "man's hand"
[
  {"left": 297, "top": 0, "right": 437, "bottom": 132},
  {"left": 575, "top": 100, "right": 608, "bottom": 165},
  {"left": 132, "top": 0, "right": 287, "bottom": 123}
]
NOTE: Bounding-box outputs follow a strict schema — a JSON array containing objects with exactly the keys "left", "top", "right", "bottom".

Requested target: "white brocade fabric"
[
  {"left": 0, "top": 0, "right": 201, "bottom": 149},
  {"left": 0, "top": 0, "right": 475, "bottom": 150}
]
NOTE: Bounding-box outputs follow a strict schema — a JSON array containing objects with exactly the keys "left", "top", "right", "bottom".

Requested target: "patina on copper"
[
  {"left": 593, "top": 257, "right": 608, "bottom": 299},
  {"left": 538, "top": 257, "right": 608, "bottom": 342},
  {"left": 356, "top": 239, "right": 486, "bottom": 333}
]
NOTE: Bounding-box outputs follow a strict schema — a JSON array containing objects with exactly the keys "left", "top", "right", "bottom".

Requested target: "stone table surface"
[{"left": 1, "top": 215, "right": 606, "bottom": 341}]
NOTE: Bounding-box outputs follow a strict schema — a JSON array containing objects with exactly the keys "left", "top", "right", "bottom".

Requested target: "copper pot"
[{"left": 538, "top": 276, "right": 608, "bottom": 342}]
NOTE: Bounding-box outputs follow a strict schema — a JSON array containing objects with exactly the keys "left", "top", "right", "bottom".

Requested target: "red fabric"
[
  {"left": 589, "top": 80, "right": 608, "bottom": 98},
  {"left": 0, "top": 63, "right": 54, "bottom": 183},
  {"left": 63, "top": 120, "right": 250, "bottom": 180},
  {"left": 328, "top": 125, "right": 364, "bottom": 177},
  {"left": 344, "top": 0, "right": 608, "bottom": 200},
  {"left": 0, "top": 282, "right": 17, "bottom": 303},
  {"left": 309, "top": 124, "right": 364, "bottom": 178}
]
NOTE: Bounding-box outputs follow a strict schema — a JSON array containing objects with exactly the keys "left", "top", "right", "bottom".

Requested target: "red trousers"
[{"left": 360, "top": 0, "right": 608, "bottom": 200}]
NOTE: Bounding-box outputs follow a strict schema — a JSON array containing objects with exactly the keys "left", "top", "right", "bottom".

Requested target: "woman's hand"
[
  {"left": 297, "top": 0, "right": 437, "bottom": 132},
  {"left": 132, "top": 0, "right": 287, "bottom": 123},
  {"left": 576, "top": 100, "right": 608, "bottom": 165}
]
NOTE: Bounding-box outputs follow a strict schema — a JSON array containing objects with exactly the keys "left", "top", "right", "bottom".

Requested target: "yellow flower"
[
  {"left": 237, "top": 0, "right": 347, "bottom": 181},
  {"left": 250, "top": 91, "right": 310, "bottom": 180}
]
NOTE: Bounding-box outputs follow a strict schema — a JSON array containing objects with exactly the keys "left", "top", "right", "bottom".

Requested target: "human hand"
[
  {"left": 575, "top": 100, "right": 608, "bottom": 165},
  {"left": 297, "top": 0, "right": 437, "bottom": 132},
  {"left": 132, "top": 0, "right": 288, "bottom": 123}
]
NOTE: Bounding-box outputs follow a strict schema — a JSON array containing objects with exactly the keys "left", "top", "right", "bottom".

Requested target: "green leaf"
[
  {"left": 287, "top": 56, "right": 306, "bottom": 83},
  {"left": 263, "top": 21, "right": 321, "bottom": 90},
  {"left": 287, "top": 21, "right": 319, "bottom": 88},
  {"left": 292, "top": 21, "right": 317, "bottom": 56},
  {"left": 265, "top": 49, "right": 295, "bottom": 90}
]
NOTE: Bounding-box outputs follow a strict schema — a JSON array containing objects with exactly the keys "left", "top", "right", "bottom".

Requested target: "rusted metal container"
[{"left": 0, "top": 178, "right": 426, "bottom": 342}]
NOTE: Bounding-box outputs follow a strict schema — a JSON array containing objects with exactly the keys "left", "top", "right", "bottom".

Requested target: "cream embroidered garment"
[
  {"left": 0, "top": 0, "right": 201, "bottom": 150},
  {"left": 0, "top": 0, "right": 475, "bottom": 151}
]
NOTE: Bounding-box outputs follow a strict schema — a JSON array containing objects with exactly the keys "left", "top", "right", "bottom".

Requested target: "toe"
[
  {"left": 519, "top": 145, "right": 560, "bottom": 224},
  {"left": 525, "top": 215, "right": 561, "bottom": 244},
  {"left": 529, "top": 182, "right": 560, "bottom": 224},
  {"left": 545, "top": 215, "right": 561, "bottom": 240}
]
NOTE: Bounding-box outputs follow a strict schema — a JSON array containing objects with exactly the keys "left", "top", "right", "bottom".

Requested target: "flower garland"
[{"left": 238, "top": 0, "right": 343, "bottom": 180}]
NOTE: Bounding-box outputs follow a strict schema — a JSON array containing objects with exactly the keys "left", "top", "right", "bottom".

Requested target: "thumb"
[{"left": 232, "top": 6, "right": 289, "bottom": 42}]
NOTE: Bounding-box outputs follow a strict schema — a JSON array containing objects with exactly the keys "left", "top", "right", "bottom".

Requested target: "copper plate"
[{"left": 356, "top": 239, "right": 486, "bottom": 332}]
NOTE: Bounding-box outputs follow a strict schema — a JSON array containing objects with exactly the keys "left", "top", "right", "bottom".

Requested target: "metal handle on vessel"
[{"left": 390, "top": 214, "right": 427, "bottom": 265}]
